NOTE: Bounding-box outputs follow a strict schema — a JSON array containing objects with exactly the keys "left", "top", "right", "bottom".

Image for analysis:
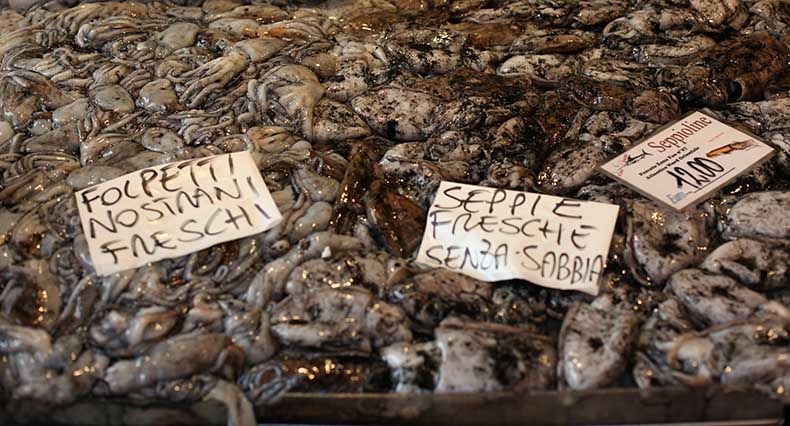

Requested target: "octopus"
[{"left": 0, "top": 1, "right": 787, "bottom": 425}]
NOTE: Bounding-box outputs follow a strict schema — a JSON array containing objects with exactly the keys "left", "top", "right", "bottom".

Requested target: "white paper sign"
[
  {"left": 75, "top": 151, "right": 282, "bottom": 276},
  {"left": 415, "top": 182, "right": 619, "bottom": 295},
  {"left": 599, "top": 111, "right": 775, "bottom": 210}
]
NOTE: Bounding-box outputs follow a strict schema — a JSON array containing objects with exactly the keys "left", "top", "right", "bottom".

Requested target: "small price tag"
[
  {"left": 599, "top": 111, "right": 775, "bottom": 210},
  {"left": 75, "top": 151, "right": 282, "bottom": 276},
  {"left": 415, "top": 182, "right": 619, "bottom": 295}
]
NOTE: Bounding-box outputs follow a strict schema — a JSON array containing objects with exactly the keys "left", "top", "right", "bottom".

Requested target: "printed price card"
[
  {"left": 599, "top": 111, "right": 775, "bottom": 210},
  {"left": 76, "top": 151, "right": 282, "bottom": 276},
  {"left": 416, "top": 182, "right": 619, "bottom": 295}
]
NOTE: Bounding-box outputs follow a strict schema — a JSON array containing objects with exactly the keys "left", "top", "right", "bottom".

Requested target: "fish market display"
[{"left": 0, "top": 0, "right": 788, "bottom": 425}]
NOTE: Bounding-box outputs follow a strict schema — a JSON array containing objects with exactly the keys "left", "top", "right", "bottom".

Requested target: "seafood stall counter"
[{"left": 0, "top": 0, "right": 788, "bottom": 425}]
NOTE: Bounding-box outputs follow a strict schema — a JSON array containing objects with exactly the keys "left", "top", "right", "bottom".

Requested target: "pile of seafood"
[{"left": 0, "top": 0, "right": 788, "bottom": 424}]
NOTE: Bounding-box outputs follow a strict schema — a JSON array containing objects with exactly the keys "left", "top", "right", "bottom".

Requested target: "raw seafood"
[{"left": 0, "top": 1, "right": 788, "bottom": 425}]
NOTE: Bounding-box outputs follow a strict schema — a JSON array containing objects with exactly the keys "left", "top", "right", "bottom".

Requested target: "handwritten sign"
[
  {"left": 415, "top": 182, "right": 619, "bottom": 295},
  {"left": 599, "top": 111, "right": 775, "bottom": 210},
  {"left": 75, "top": 151, "right": 282, "bottom": 276}
]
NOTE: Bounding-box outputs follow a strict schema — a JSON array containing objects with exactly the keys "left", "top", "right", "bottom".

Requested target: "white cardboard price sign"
[
  {"left": 416, "top": 182, "right": 619, "bottom": 295},
  {"left": 76, "top": 151, "right": 282, "bottom": 276},
  {"left": 599, "top": 111, "right": 775, "bottom": 210}
]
